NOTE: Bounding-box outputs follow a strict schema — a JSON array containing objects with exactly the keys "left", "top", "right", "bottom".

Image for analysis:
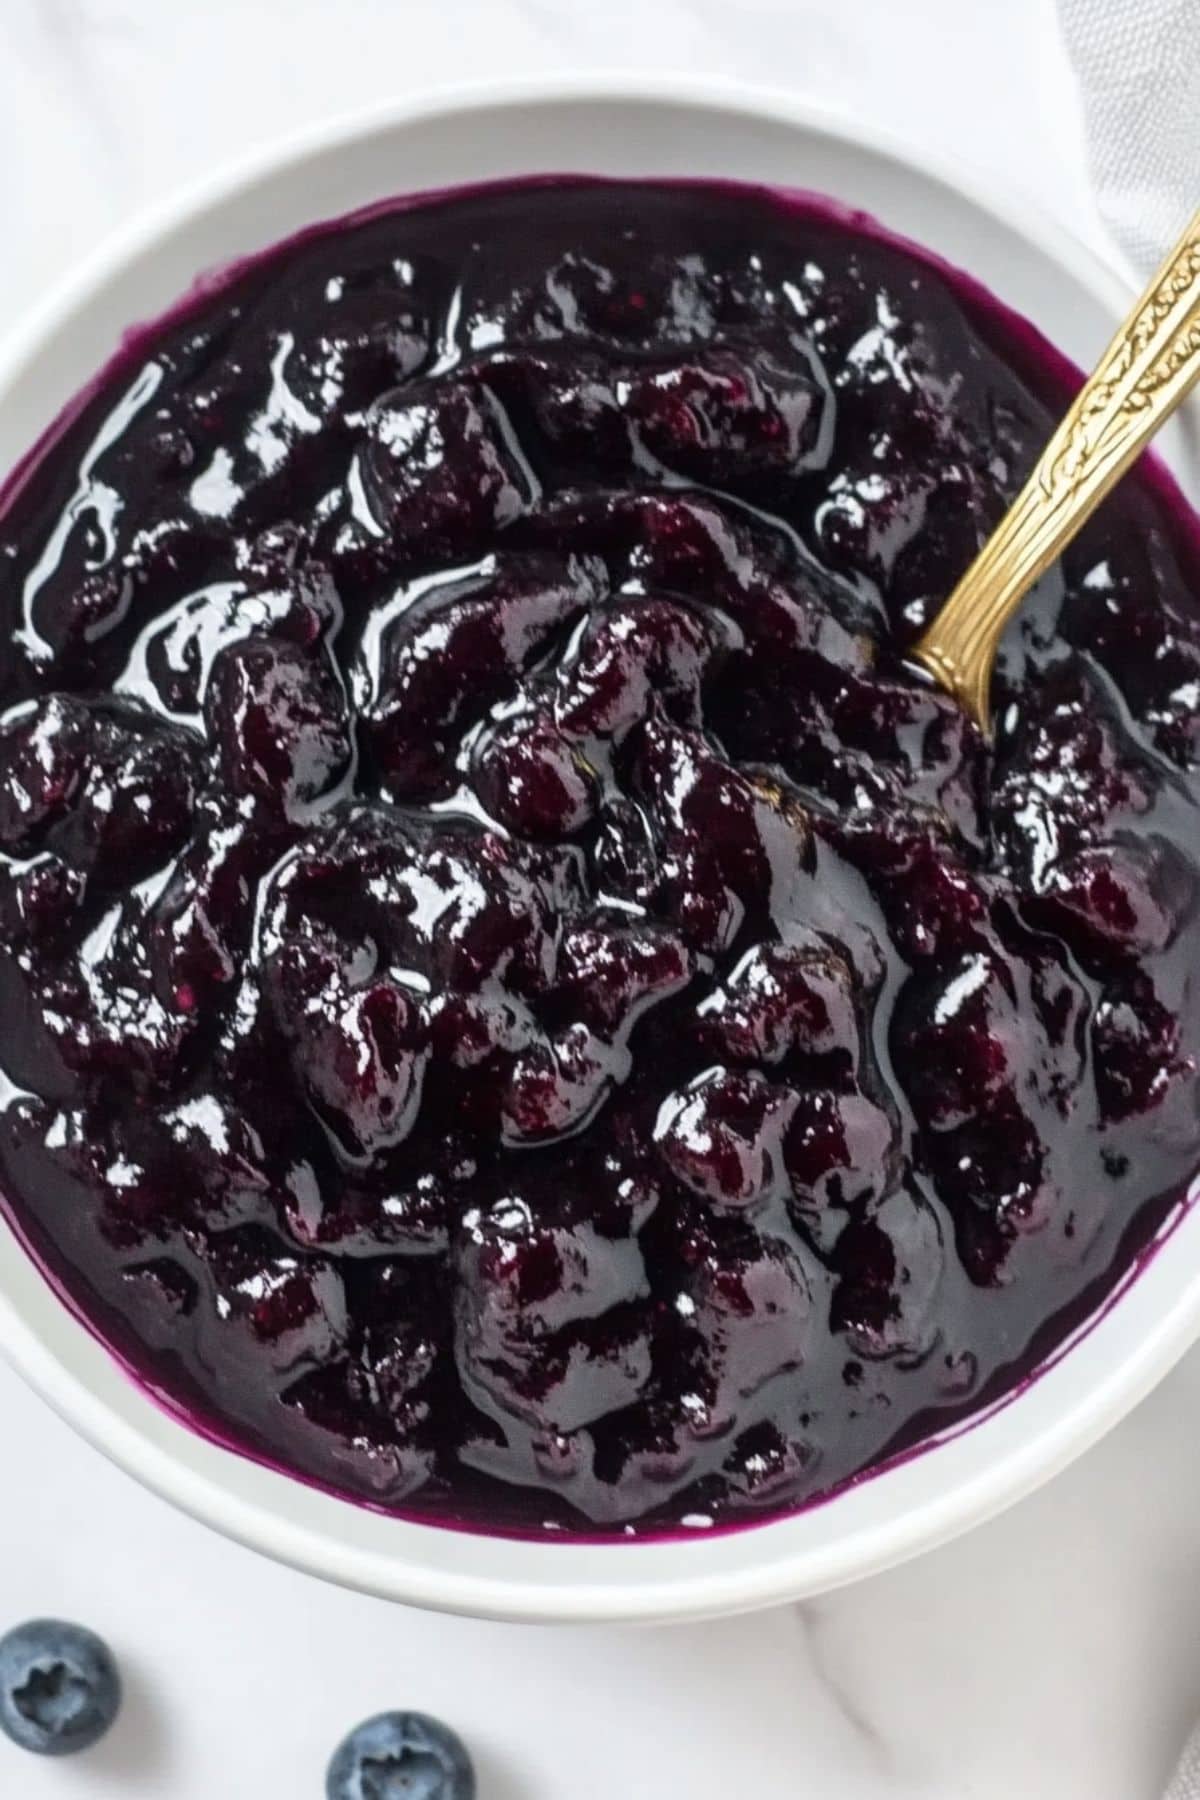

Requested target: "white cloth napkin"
[
  {"left": 1059, "top": 7, "right": 1198, "bottom": 1793},
  {"left": 1167, "top": 1726, "right": 1200, "bottom": 1800},
  {"left": 1059, "top": 0, "right": 1198, "bottom": 272}
]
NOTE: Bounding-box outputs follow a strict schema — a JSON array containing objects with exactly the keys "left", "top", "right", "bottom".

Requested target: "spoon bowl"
[{"left": 915, "top": 206, "right": 1200, "bottom": 732}]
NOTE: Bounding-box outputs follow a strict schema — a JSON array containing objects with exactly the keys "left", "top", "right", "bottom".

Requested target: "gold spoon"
[{"left": 913, "top": 206, "right": 1200, "bottom": 734}]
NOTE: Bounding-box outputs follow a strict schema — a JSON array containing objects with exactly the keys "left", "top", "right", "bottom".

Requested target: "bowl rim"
[
  {"left": 2, "top": 72, "right": 1197, "bottom": 1624},
  {"left": 0, "top": 72, "right": 1138, "bottom": 393}
]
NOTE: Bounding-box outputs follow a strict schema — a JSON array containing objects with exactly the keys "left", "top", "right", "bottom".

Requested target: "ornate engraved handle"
[{"left": 914, "top": 207, "right": 1200, "bottom": 733}]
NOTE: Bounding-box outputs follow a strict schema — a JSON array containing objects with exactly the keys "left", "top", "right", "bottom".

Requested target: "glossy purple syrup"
[{"left": 1, "top": 178, "right": 1199, "bottom": 1539}]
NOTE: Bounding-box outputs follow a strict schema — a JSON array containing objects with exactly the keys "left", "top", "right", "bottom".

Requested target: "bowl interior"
[{"left": 2, "top": 81, "right": 1199, "bottom": 1623}]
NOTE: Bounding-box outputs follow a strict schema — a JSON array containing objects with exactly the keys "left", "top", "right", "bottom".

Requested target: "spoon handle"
[{"left": 914, "top": 207, "right": 1200, "bottom": 733}]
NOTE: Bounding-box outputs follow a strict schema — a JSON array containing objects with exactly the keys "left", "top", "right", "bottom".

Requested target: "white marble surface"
[{"left": 0, "top": 3, "right": 1195, "bottom": 1796}]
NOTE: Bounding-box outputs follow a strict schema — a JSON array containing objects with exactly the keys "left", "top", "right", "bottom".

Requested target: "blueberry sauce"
[{"left": 1, "top": 178, "right": 1198, "bottom": 1536}]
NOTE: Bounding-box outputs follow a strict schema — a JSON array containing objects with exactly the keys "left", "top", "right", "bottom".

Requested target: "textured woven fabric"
[
  {"left": 1166, "top": 1721, "right": 1200, "bottom": 1800},
  {"left": 1059, "top": 0, "right": 1199, "bottom": 272},
  {"left": 1060, "top": 4, "right": 1198, "bottom": 1787}
]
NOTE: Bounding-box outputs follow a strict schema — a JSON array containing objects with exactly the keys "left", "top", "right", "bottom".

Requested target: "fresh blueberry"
[
  {"left": 326, "top": 1711, "right": 475, "bottom": 1800},
  {"left": 0, "top": 1618, "right": 121, "bottom": 1757}
]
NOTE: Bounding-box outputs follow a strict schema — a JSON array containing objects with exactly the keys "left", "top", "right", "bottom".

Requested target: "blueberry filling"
[{"left": 1, "top": 178, "right": 1198, "bottom": 1535}]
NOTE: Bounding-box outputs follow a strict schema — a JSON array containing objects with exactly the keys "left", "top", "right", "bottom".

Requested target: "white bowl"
[{"left": 2, "top": 78, "right": 1198, "bottom": 1625}]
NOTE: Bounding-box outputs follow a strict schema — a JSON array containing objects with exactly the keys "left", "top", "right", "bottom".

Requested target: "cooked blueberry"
[
  {"left": 553, "top": 922, "right": 691, "bottom": 1035},
  {"left": 555, "top": 596, "right": 731, "bottom": 740},
  {"left": 625, "top": 334, "right": 831, "bottom": 486},
  {"left": 473, "top": 709, "right": 597, "bottom": 838},
  {"left": 281, "top": 1358, "right": 436, "bottom": 1503},
  {"left": 991, "top": 662, "right": 1155, "bottom": 876},
  {"left": 896, "top": 951, "right": 1028, "bottom": 1130},
  {"left": 197, "top": 1227, "right": 347, "bottom": 1375},
  {"left": 829, "top": 1191, "right": 943, "bottom": 1358},
  {"left": 833, "top": 809, "right": 991, "bottom": 961},
  {"left": 150, "top": 809, "right": 287, "bottom": 1007},
  {"left": 326, "top": 1711, "right": 474, "bottom": 1800},
  {"left": 0, "top": 853, "right": 86, "bottom": 948},
  {"left": 720, "top": 1422, "right": 815, "bottom": 1510},
  {"left": 1092, "top": 973, "right": 1197, "bottom": 1124},
  {"left": 676, "top": 1213, "right": 813, "bottom": 1422},
  {"left": 655, "top": 1066, "right": 798, "bottom": 1208},
  {"left": 124, "top": 564, "right": 342, "bottom": 720},
  {"left": 1029, "top": 840, "right": 1194, "bottom": 962},
  {"left": 204, "top": 635, "right": 350, "bottom": 810},
  {"left": 696, "top": 938, "right": 858, "bottom": 1068},
  {"left": 455, "top": 1186, "right": 651, "bottom": 1431},
  {"left": 501, "top": 1024, "right": 621, "bottom": 1144},
  {"left": 0, "top": 698, "right": 87, "bottom": 852},
  {"left": 635, "top": 718, "right": 813, "bottom": 952},
  {"left": 270, "top": 963, "right": 430, "bottom": 1160},
  {"left": 358, "top": 379, "right": 532, "bottom": 553},
  {"left": 360, "top": 554, "right": 600, "bottom": 799},
  {"left": 785, "top": 1089, "right": 896, "bottom": 1210},
  {"left": 0, "top": 1619, "right": 121, "bottom": 1757}
]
